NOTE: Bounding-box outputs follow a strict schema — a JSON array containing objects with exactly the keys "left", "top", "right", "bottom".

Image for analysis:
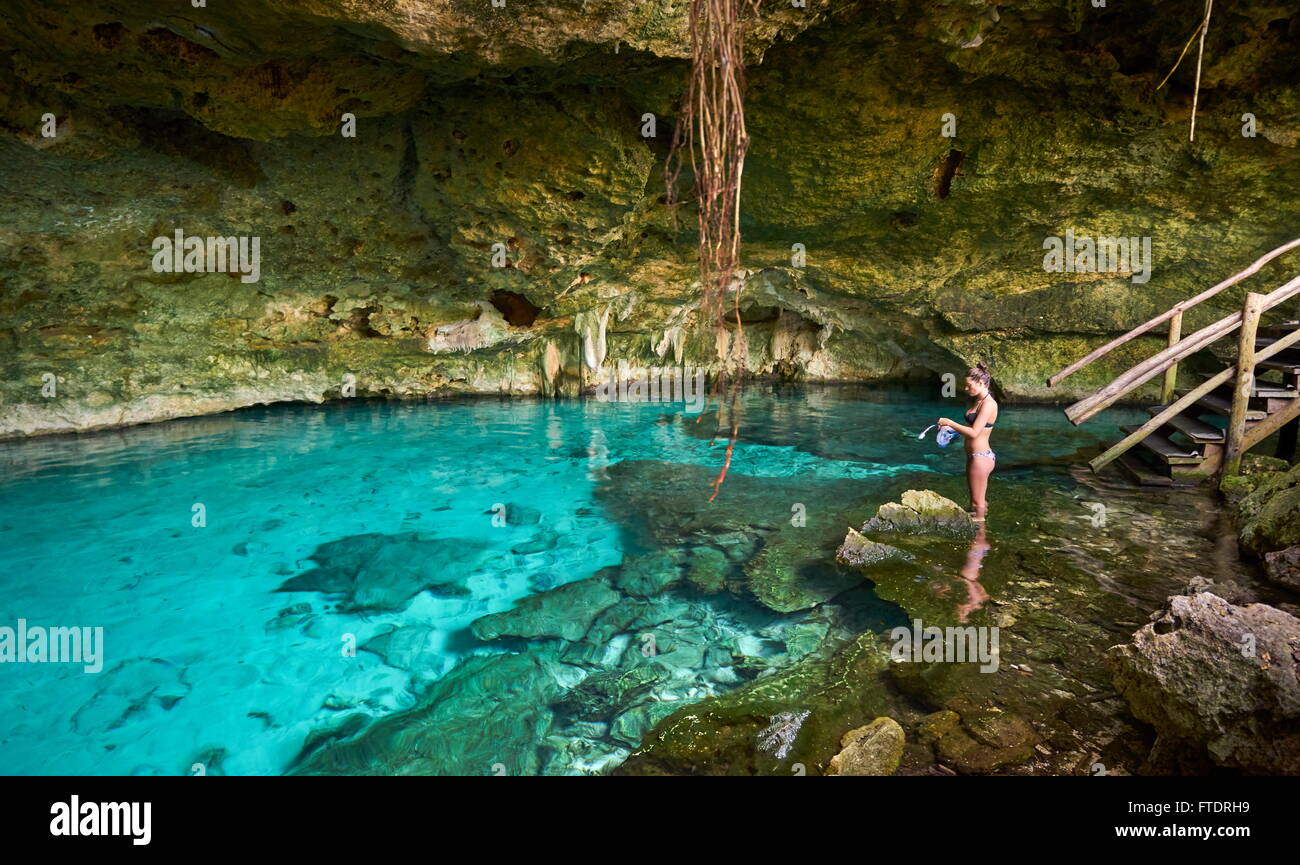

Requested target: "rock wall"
[{"left": 2, "top": 1, "right": 1299, "bottom": 436}]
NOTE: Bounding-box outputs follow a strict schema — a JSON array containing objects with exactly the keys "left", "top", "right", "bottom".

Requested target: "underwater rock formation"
[
  {"left": 1107, "top": 592, "right": 1300, "bottom": 774},
  {"left": 471, "top": 577, "right": 621, "bottom": 642},
  {"left": 276, "top": 531, "right": 480, "bottom": 612},
  {"left": 595, "top": 459, "right": 869, "bottom": 613},
  {"left": 3, "top": 1, "right": 1299, "bottom": 435},
  {"left": 292, "top": 651, "right": 563, "bottom": 775},
  {"left": 617, "top": 633, "right": 895, "bottom": 775}
]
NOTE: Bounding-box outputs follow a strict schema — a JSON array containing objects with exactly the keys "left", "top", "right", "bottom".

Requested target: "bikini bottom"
[{"left": 969, "top": 450, "right": 996, "bottom": 462}]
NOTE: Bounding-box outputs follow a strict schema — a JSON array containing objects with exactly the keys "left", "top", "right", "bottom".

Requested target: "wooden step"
[
  {"left": 1258, "top": 321, "right": 1300, "bottom": 338},
  {"left": 1120, "top": 424, "right": 1203, "bottom": 464},
  {"left": 1179, "top": 390, "right": 1267, "bottom": 421},
  {"left": 1146, "top": 405, "right": 1225, "bottom": 443},
  {"left": 1196, "top": 372, "right": 1298, "bottom": 400},
  {"left": 1255, "top": 336, "right": 1300, "bottom": 356},
  {"left": 1115, "top": 452, "right": 1173, "bottom": 486},
  {"left": 1258, "top": 358, "right": 1300, "bottom": 375}
]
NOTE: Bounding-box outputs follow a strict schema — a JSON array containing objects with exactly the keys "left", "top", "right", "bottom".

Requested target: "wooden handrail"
[
  {"left": 1088, "top": 323, "right": 1300, "bottom": 470},
  {"left": 1065, "top": 273, "right": 1300, "bottom": 425},
  {"left": 1047, "top": 237, "right": 1300, "bottom": 387}
]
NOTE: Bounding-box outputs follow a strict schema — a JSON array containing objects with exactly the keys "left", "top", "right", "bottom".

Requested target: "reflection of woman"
[
  {"left": 938, "top": 362, "right": 998, "bottom": 522},
  {"left": 956, "top": 525, "right": 990, "bottom": 624}
]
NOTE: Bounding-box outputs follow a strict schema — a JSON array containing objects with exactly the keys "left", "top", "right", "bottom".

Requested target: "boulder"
[
  {"left": 1263, "top": 546, "right": 1300, "bottom": 593},
  {"left": 1107, "top": 592, "right": 1300, "bottom": 773},
  {"left": 825, "top": 717, "right": 905, "bottom": 776},
  {"left": 1234, "top": 462, "right": 1300, "bottom": 556},
  {"left": 862, "top": 490, "right": 975, "bottom": 538},
  {"left": 835, "top": 526, "right": 910, "bottom": 567}
]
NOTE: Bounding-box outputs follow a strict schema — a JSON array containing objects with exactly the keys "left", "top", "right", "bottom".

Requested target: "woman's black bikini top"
[{"left": 965, "top": 405, "right": 995, "bottom": 428}]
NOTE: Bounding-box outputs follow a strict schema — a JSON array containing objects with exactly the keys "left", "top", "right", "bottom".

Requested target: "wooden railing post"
[
  {"left": 1161, "top": 310, "right": 1183, "bottom": 404},
  {"left": 1223, "top": 292, "right": 1266, "bottom": 477}
]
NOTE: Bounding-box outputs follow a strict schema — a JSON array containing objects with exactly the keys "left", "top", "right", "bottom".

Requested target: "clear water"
[{"left": 0, "top": 384, "right": 1146, "bottom": 775}]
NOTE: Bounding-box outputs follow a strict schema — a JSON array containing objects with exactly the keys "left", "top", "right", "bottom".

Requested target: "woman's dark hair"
[{"left": 966, "top": 361, "right": 992, "bottom": 388}]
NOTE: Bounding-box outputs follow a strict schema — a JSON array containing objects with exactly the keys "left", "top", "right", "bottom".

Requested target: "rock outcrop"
[
  {"left": 4, "top": 1, "right": 1300, "bottom": 435},
  {"left": 1107, "top": 592, "right": 1300, "bottom": 774},
  {"left": 861, "top": 490, "right": 976, "bottom": 539},
  {"left": 826, "top": 717, "right": 906, "bottom": 776}
]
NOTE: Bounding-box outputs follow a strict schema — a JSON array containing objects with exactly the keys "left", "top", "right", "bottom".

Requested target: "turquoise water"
[{"left": 0, "top": 385, "right": 1143, "bottom": 775}]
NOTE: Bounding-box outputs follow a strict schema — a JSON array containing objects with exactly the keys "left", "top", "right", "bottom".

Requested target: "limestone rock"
[
  {"left": 933, "top": 710, "right": 1037, "bottom": 774},
  {"left": 1263, "top": 546, "right": 1300, "bottom": 593},
  {"left": 292, "top": 652, "right": 562, "bottom": 775},
  {"left": 1238, "top": 469, "right": 1300, "bottom": 556},
  {"left": 826, "top": 717, "right": 905, "bottom": 776},
  {"left": 862, "top": 490, "right": 975, "bottom": 539},
  {"left": 471, "top": 578, "right": 620, "bottom": 642},
  {"left": 1107, "top": 592, "right": 1300, "bottom": 774},
  {"left": 835, "top": 526, "right": 910, "bottom": 567}
]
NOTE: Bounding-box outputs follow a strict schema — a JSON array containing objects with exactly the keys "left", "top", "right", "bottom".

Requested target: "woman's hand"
[{"left": 938, "top": 417, "right": 954, "bottom": 428}]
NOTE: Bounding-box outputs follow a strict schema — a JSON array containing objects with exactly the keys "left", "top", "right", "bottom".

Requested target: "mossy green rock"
[
  {"left": 4, "top": 2, "right": 1299, "bottom": 436},
  {"left": 863, "top": 490, "right": 976, "bottom": 539},
  {"left": 616, "top": 633, "right": 893, "bottom": 775},
  {"left": 826, "top": 717, "right": 906, "bottom": 776},
  {"left": 835, "top": 526, "right": 911, "bottom": 568},
  {"left": 933, "top": 710, "right": 1037, "bottom": 774},
  {"left": 1234, "top": 463, "right": 1300, "bottom": 556}
]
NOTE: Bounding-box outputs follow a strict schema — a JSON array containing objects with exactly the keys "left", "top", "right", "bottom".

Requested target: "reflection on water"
[{"left": 956, "top": 526, "right": 992, "bottom": 624}]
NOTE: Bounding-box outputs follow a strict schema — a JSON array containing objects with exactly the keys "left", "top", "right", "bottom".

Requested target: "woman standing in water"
[{"left": 938, "top": 362, "right": 998, "bottom": 522}]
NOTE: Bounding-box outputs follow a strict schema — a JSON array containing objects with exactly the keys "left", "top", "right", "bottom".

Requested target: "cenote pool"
[{"left": 0, "top": 385, "right": 1248, "bottom": 775}]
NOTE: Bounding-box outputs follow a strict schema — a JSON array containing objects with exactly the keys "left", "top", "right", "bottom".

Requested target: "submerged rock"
[
  {"left": 931, "top": 710, "right": 1037, "bottom": 774},
  {"left": 1107, "top": 592, "right": 1300, "bottom": 774},
  {"left": 552, "top": 665, "right": 667, "bottom": 722},
  {"left": 826, "top": 717, "right": 905, "bottom": 776},
  {"left": 277, "top": 531, "right": 480, "bottom": 612},
  {"left": 71, "top": 658, "right": 191, "bottom": 736},
  {"left": 862, "top": 490, "right": 975, "bottom": 539},
  {"left": 616, "top": 632, "right": 893, "bottom": 775},
  {"left": 611, "top": 551, "right": 683, "bottom": 598},
  {"left": 471, "top": 577, "right": 620, "bottom": 642},
  {"left": 292, "top": 652, "right": 562, "bottom": 775},
  {"left": 596, "top": 460, "right": 870, "bottom": 613}
]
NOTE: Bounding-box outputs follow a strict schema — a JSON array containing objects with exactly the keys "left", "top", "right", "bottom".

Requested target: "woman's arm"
[{"left": 939, "top": 400, "right": 996, "bottom": 439}]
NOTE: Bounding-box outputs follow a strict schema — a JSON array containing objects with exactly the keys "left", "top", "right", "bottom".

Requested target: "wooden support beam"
[
  {"left": 1047, "top": 237, "right": 1300, "bottom": 387},
  {"left": 1241, "top": 393, "right": 1300, "bottom": 454},
  {"left": 1089, "top": 323, "right": 1300, "bottom": 471},
  {"left": 1066, "top": 274, "right": 1300, "bottom": 425},
  {"left": 1223, "top": 292, "right": 1266, "bottom": 477},
  {"left": 1160, "top": 309, "right": 1183, "bottom": 405}
]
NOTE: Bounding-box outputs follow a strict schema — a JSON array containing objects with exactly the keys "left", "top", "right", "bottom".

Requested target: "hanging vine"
[{"left": 664, "top": 0, "right": 759, "bottom": 501}]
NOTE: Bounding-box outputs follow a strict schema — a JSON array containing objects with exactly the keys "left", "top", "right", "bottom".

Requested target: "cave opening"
[
  {"left": 490, "top": 289, "right": 542, "bottom": 327},
  {"left": 932, "top": 148, "right": 965, "bottom": 200}
]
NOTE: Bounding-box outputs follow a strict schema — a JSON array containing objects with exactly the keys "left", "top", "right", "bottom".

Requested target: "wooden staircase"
[{"left": 1049, "top": 239, "right": 1300, "bottom": 486}]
